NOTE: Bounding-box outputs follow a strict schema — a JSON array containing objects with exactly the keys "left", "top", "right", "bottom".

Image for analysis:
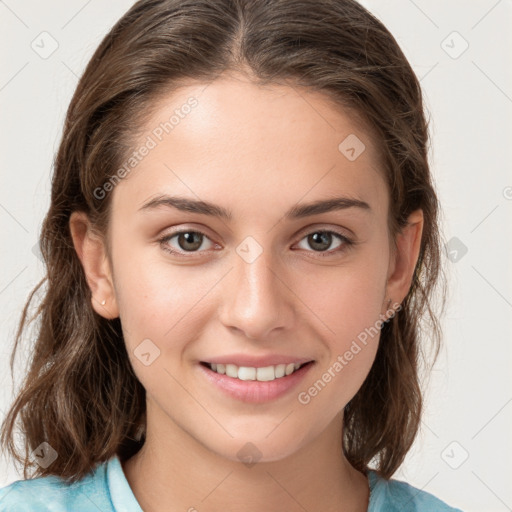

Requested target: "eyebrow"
[{"left": 138, "top": 194, "right": 371, "bottom": 221}]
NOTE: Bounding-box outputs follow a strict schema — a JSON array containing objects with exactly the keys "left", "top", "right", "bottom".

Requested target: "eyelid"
[{"left": 295, "top": 223, "right": 354, "bottom": 240}]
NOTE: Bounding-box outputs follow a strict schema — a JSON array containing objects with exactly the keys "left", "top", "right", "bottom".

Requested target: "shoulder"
[
  {"left": 0, "top": 459, "right": 114, "bottom": 512},
  {"left": 367, "top": 470, "right": 465, "bottom": 512}
]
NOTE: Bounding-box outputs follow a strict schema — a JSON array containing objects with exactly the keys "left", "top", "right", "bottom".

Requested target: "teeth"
[
  {"left": 207, "top": 361, "right": 306, "bottom": 381},
  {"left": 275, "top": 364, "right": 285, "bottom": 378},
  {"left": 239, "top": 367, "right": 257, "bottom": 380},
  {"left": 226, "top": 364, "right": 238, "bottom": 378}
]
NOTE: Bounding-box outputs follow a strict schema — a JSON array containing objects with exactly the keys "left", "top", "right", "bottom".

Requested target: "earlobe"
[
  {"left": 69, "top": 211, "right": 119, "bottom": 320},
  {"left": 383, "top": 209, "right": 424, "bottom": 313}
]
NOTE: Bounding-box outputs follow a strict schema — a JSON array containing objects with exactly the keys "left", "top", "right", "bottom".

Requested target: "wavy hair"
[{"left": 1, "top": 0, "right": 446, "bottom": 483}]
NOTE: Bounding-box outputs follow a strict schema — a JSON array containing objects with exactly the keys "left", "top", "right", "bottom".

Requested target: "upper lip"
[{"left": 201, "top": 354, "right": 314, "bottom": 368}]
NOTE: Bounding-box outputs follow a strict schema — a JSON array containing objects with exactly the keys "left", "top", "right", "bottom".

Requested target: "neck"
[{"left": 122, "top": 402, "right": 369, "bottom": 512}]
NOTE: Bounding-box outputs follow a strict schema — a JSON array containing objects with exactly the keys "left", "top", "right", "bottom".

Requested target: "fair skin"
[{"left": 70, "top": 72, "right": 423, "bottom": 512}]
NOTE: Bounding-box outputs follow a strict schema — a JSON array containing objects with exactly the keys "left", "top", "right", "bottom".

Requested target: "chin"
[{"left": 202, "top": 428, "right": 312, "bottom": 466}]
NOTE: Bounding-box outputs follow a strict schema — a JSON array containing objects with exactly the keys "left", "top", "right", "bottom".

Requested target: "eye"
[
  {"left": 158, "top": 228, "right": 354, "bottom": 258},
  {"left": 159, "top": 230, "right": 216, "bottom": 256},
  {"left": 295, "top": 230, "right": 353, "bottom": 257}
]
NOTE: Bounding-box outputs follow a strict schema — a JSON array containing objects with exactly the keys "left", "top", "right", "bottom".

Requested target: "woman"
[{"left": 0, "top": 1, "right": 462, "bottom": 510}]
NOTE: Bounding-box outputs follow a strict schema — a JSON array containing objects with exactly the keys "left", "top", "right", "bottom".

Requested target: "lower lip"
[{"left": 198, "top": 362, "right": 314, "bottom": 404}]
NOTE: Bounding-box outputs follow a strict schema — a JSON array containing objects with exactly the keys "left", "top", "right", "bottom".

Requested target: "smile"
[
  {"left": 201, "top": 361, "right": 308, "bottom": 381},
  {"left": 198, "top": 360, "right": 315, "bottom": 403}
]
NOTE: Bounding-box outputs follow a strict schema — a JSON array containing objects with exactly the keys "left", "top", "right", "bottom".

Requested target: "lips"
[{"left": 198, "top": 357, "right": 315, "bottom": 403}]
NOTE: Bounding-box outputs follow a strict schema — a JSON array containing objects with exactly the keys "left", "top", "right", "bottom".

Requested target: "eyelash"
[{"left": 158, "top": 228, "right": 354, "bottom": 259}]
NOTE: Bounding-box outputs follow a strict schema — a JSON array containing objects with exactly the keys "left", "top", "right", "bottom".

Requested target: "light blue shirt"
[{"left": 0, "top": 455, "right": 464, "bottom": 511}]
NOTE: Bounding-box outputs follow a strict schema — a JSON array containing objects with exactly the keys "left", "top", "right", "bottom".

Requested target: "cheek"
[
  {"left": 293, "top": 257, "right": 386, "bottom": 410},
  {"left": 112, "top": 249, "right": 214, "bottom": 351},
  {"left": 112, "top": 258, "right": 210, "bottom": 399},
  {"left": 298, "top": 258, "right": 387, "bottom": 346},
  {"left": 296, "top": 285, "right": 382, "bottom": 427}
]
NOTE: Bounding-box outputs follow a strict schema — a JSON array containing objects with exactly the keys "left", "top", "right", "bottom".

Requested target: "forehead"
[{"left": 111, "top": 73, "right": 388, "bottom": 220}]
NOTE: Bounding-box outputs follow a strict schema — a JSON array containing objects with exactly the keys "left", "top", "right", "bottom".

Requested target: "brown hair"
[{"left": 1, "top": 0, "right": 446, "bottom": 483}]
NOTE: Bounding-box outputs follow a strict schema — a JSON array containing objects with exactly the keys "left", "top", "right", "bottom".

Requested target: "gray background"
[{"left": 1, "top": 1, "right": 511, "bottom": 511}]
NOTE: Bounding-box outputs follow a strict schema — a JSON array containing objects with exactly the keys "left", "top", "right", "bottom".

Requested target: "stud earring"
[{"left": 100, "top": 299, "right": 106, "bottom": 306}]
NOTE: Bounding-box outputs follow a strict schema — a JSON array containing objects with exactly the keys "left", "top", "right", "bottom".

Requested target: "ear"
[
  {"left": 382, "top": 209, "right": 424, "bottom": 316},
  {"left": 69, "top": 211, "right": 119, "bottom": 319}
]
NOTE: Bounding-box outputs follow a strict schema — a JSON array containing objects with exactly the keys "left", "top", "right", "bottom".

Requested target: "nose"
[{"left": 218, "top": 247, "right": 295, "bottom": 341}]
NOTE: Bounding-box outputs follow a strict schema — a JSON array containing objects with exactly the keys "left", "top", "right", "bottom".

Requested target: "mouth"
[
  {"left": 198, "top": 359, "right": 315, "bottom": 403},
  {"left": 199, "top": 361, "right": 313, "bottom": 381}
]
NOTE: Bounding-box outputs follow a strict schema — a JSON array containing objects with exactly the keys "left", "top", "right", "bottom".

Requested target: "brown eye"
[
  {"left": 176, "top": 232, "right": 203, "bottom": 251},
  {"left": 159, "top": 230, "right": 214, "bottom": 256},
  {"left": 296, "top": 230, "right": 353, "bottom": 257},
  {"left": 307, "top": 232, "right": 334, "bottom": 252}
]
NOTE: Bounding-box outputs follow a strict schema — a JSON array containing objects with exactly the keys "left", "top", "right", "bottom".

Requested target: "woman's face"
[{"left": 82, "top": 73, "right": 421, "bottom": 463}]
